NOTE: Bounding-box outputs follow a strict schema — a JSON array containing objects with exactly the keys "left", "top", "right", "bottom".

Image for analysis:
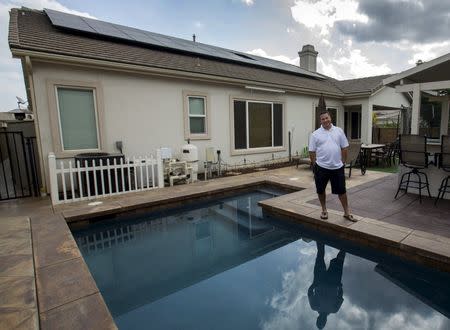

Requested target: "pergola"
[{"left": 383, "top": 52, "right": 450, "bottom": 138}]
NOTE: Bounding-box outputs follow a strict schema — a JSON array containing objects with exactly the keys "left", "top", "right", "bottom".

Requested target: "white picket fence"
[{"left": 48, "top": 150, "right": 164, "bottom": 205}]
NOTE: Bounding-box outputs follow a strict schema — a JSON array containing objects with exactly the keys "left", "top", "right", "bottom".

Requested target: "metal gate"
[{"left": 0, "top": 132, "right": 40, "bottom": 200}]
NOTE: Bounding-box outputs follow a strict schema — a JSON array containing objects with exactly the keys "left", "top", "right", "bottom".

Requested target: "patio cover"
[{"left": 383, "top": 52, "right": 450, "bottom": 136}]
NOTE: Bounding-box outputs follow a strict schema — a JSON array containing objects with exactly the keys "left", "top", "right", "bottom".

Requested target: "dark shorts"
[{"left": 314, "top": 164, "right": 346, "bottom": 195}]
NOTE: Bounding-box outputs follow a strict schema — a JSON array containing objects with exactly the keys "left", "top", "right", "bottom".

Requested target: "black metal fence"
[{"left": 0, "top": 132, "right": 40, "bottom": 200}]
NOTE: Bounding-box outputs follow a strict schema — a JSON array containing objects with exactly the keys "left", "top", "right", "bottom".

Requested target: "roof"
[
  {"left": 383, "top": 53, "right": 450, "bottom": 86},
  {"left": 332, "top": 74, "right": 392, "bottom": 94},
  {"left": 43, "top": 9, "right": 323, "bottom": 80},
  {"left": 8, "top": 8, "right": 389, "bottom": 97}
]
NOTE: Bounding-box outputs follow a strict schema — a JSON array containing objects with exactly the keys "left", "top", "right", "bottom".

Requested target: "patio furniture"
[
  {"left": 345, "top": 142, "right": 364, "bottom": 177},
  {"left": 371, "top": 141, "right": 398, "bottom": 167},
  {"left": 435, "top": 135, "right": 450, "bottom": 205},
  {"left": 360, "top": 144, "right": 385, "bottom": 169},
  {"left": 395, "top": 134, "right": 431, "bottom": 203}
]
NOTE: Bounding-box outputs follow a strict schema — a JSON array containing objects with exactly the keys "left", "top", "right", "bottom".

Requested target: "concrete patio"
[{"left": 1, "top": 165, "right": 449, "bottom": 329}]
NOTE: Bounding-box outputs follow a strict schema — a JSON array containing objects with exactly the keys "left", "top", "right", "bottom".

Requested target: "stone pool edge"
[{"left": 258, "top": 195, "right": 450, "bottom": 273}]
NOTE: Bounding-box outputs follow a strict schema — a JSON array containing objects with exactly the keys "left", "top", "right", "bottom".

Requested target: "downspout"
[{"left": 24, "top": 55, "right": 47, "bottom": 195}]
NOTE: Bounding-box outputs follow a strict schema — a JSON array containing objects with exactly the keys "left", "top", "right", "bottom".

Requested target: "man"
[
  {"left": 308, "top": 242, "right": 346, "bottom": 329},
  {"left": 309, "top": 111, "right": 355, "bottom": 221}
]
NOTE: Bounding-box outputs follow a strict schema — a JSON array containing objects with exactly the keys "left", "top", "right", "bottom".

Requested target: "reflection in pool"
[{"left": 72, "top": 189, "right": 450, "bottom": 330}]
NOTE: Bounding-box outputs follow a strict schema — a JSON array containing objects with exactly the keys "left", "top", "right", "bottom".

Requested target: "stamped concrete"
[
  {"left": 0, "top": 165, "right": 449, "bottom": 329},
  {"left": 0, "top": 217, "right": 38, "bottom": 330}
]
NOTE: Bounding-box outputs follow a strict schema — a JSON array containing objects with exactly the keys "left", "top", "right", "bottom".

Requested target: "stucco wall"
[
  {"left": 31, "top": 61, "right": 340, "bottom": 191},
  {"left": 370, "top": 86, "right": 410, "bottom": 109}
]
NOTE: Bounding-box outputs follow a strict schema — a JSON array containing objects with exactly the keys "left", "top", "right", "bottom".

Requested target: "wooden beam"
[{"left": 395, "top": 80, "right": 450, "bottom": 93}]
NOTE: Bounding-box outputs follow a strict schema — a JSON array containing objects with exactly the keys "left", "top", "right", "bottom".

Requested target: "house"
[{"left": 8, "top": 7, "right": 410, "bottom": 194}]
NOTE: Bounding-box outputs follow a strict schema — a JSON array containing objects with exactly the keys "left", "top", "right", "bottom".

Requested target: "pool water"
[{"left": 72, "top": 189, "right": 450, "bottom": 330}]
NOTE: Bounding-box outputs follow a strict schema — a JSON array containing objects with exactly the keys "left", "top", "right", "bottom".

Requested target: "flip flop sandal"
[
  {"left": 343, "top": 214, "right": 357, "bottom": 222},
  {"left": 320, "top": 211, "right": 328, "bottom": 220}
]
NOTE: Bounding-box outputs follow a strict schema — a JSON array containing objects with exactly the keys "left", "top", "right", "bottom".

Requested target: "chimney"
[{"left": 298, "top": 44, "right": 318, "bottom": 72}]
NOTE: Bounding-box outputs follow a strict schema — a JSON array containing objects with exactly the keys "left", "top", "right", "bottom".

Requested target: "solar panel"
[
  {"left": 117, "top": 26, "right": 166, "bottom": 47},
  {"left": 82, "top": 17, "right": 131, "bottom": 40},
  {"left": 46, "top": 9, "right": 96, "bottom": 34},
  {"left": 44, "top": 9, "right": 323, "bottom": 79}
]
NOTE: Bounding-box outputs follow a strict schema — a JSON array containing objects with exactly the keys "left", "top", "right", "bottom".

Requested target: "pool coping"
[
  {"left": 258, "top": 192, "right": 450, "bottom": 273},
  {"left": 7, "top": 168, "right": 450, "bottom": 328}
]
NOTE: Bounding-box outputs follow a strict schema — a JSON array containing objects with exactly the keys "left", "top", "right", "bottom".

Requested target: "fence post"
[
  {"left": 156, "top": 149, "right": 164, "bottom": 188},
  {"left": 48, "top": 152, "right": 59, "bottom": 205}
]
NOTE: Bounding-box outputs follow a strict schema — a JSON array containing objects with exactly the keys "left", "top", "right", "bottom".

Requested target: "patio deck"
[{"left": 0, "top": 166, "right": 449, "bottom": 329}]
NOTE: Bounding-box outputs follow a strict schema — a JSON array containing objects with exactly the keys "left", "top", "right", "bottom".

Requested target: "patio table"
[{"left": 361, "top": 144, "right": 385, "bottom": 168}]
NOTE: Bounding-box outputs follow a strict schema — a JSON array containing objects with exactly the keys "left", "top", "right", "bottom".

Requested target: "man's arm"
[
  {"left": 341, "top": 148, "right": 348, "bottom": 164},
  {"left": 309, "top": 151, "right": 316, "bottom": 165}
]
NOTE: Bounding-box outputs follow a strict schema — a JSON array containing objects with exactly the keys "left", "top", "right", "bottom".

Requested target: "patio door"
[{"left": 344, "top": 105, "right": 361, "bottom": 140}]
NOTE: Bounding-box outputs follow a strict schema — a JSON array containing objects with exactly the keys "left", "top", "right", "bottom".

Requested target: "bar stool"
[
  {"left": 435, "top": 135, "right": 450, "bottom": 205},
  {"left": 395, "top": 134, "right": 431, "bottom": 203}
]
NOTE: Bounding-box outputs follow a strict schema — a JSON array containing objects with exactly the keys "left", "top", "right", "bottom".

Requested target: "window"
[
  {"left": 56, "top": 87, "right": 99, "bottom": 151},
  {"left": 188, "top": 96, "right": 206, "bottom": 134},
  {"left": 183, "top": 92, "right": 210, "bottom": 140},
  {"left": 315, "top": 107, "right": 337, "bottom": 129},
  {"left": 233, "top": 100, "right": 283, "bottom": 151}
]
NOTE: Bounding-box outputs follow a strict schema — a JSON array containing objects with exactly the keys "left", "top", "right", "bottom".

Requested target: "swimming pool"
[{"left": 72, "top": 188, "right": 450, "bottom": 330}]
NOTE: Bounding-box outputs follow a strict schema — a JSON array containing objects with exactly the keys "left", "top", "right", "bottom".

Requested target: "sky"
[{"left": 0, "top": 0, "right": 449, "bottom": 111}]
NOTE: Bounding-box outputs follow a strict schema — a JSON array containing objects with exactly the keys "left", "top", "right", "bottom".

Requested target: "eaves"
[{"left": 11, "top": 47, "right": 345, "bottom": 98}]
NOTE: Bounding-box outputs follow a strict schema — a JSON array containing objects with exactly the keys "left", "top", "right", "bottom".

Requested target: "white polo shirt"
[{"left": 309, "top": 124, "right": 349, "bottom": 170}]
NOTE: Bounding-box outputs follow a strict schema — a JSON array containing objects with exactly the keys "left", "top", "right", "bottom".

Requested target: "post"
[
  {"left": 411, "top": 84, "right": 421, "bottom": 134},
  {"left": 156, "top": 149, "right": 164, "bottom": 188},
  {"left": 288, "top": 131, "right": 292, "bottom": 163},
  {"left": 48, "top": 152, "right": 59, "bottom": 205}
]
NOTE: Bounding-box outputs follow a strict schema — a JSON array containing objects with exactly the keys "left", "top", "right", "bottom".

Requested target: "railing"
[{"left": 48, "top": 150, "right": 164, "bottom": 205}]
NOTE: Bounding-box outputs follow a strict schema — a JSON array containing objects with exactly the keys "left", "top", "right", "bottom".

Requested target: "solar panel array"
[{"left": 45, "top": 9, "right": 323, "bottom": 79}]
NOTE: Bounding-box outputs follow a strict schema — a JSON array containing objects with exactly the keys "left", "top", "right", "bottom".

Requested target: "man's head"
[{"left": 319, "top": 111, "right": 332, "bottom": 130}]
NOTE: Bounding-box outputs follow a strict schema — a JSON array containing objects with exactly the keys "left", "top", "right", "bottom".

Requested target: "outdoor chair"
[
  {"left": 376, "top": 141, "right": 398, "bottom": 167},
  {"left": 345, "top": 142, "right": 363, "bottom": 178},
  {"left": 395, "top": 134, "right": 431, "bottom": 203},
  {"left": 435, "top": 135, "right": 450, "bottom": 205}
]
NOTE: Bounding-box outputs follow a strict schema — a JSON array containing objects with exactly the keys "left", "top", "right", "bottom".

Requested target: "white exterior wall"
[
  {"left": 31, "top": 62, "right": 336, "bottom": 192},
  {"left": 370, "top": 86, "right": 409, "bottom": 109}
]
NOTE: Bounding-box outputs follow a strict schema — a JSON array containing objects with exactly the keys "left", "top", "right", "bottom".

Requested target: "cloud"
[
  {"left": 290, "top": 0, "right": 368, "bottom": 36},
  {"left": 242, "top": 0, "right": 254, "bottom": 6},
  {"left": 317, "top": 57, "right": 341, "bottom": 79},
  {"left": 246, "top": 48, "right": 300, "bottom": 66},
  {"left": 261, "top": 244, "right": 449, "bottom": 330},
  {"left": 335, "top": 0, "right": 450, "bottom": 43},
  {"left": 332, "top": 48, "right": 392, "bottom": 77}
]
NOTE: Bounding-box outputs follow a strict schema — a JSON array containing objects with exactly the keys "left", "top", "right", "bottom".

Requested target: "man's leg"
[
  {"left": 314, "top": 165, "right": 329, "bottom": 214},
  {"left": 338, "top": 193, "right": 350, "bottom": 216},
  {"left": 318, "top": 193, "right": 327, "bottom": 213},
  {"left": 331, "top": 166, "right": 352, "bottom": 217}
]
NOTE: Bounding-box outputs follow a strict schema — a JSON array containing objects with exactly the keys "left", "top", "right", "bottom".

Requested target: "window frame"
[
  {"left": 230, "top": 97, "right": 286, "bottom": 155},
  {"left": 183, "top": 91, "right": 211, "bottom": 140},
  {"left": 47, "top": 80, "right": 105, "bottom": 158}
]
